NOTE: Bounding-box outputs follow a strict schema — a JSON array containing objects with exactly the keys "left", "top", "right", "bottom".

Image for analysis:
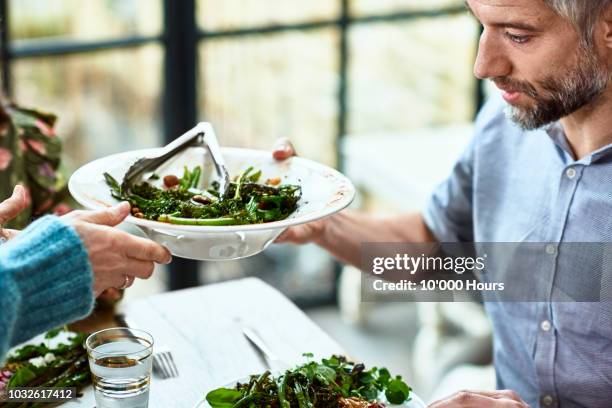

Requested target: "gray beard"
[{"left": 503, "top": 49, "right": 609, "bottom": 130}]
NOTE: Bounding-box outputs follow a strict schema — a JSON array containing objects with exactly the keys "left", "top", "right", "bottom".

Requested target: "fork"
[
  {"left": 115, "top": 314, "right": 179, "bottom": 379},
  {"left": 152, "top": 347, "right": 179, "bottom": 379}
]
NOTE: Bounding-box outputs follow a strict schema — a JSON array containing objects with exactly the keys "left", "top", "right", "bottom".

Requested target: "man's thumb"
[
  {"left": 82, "top": 202, "right": 131, "bottom": 226},
  {"left": 272, "top": 138, "right": 297, "bottom": 160}
]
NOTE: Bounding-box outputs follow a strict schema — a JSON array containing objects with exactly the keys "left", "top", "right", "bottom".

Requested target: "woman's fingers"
[
  {"left": 92, "top": 263, "right": 141, "bottom": 296},
  {"left": 69, "top": 202, "right": 131, "bottom": 227},
  {"left": 69, "top": 220, "right": 171, "bottom": 295},
  {"left": 0, "top": 185, "right": 27, "bottom": 226},
  {"left": 121, "top": 233, "right": 172, "bottom": 264},
  {"left": 122, "top": 258, "right": 155, "bottom": 280},
  {"left": 0, "top": 228, "right": 19, "bottom": 240},
  {"left": 98, "top": 288, "right": 124, "bottom": 301}
]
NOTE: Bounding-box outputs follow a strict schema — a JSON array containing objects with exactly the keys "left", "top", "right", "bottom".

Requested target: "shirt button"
[
  {"left": 542, "top": 394, "right": 554, "bottom": 406},
  {"left": 541, "top": 320, "right": 552, "bottom": 331},
  {"left": 545, "top": 244, "right": 556, "bottom": 255},
  {"left": 566, "top": 167, "right": 577, "bottom": 179}
]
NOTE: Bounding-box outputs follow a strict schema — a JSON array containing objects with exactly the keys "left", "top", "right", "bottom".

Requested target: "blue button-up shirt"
[{"left": 424, "top": 94, "right": 612, "bottom": 408}]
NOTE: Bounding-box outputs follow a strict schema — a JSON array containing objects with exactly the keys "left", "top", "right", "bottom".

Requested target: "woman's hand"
[
  {"left": 0, "top": 185, "right": 27, "bottom": 241},
  {"left": 62, "top": 202, "right": 172, "bottom": 296}
]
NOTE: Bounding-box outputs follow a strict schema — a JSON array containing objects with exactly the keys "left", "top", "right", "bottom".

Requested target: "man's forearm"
[{"left": 314, "top": 211, "right": 437, "bottom": 267}]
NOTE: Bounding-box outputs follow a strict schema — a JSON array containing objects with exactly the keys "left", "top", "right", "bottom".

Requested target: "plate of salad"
[
  {"left": 0, "top": 328, "right": 91, "bottom": 407},
  {"left": 69, "top": 143, "right": 354, "bottom": 261},
  {"left": 197, "top": 355, "right": 425, "bottom": 408}
]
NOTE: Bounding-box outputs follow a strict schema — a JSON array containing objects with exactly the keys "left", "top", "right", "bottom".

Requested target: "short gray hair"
[{"left": 544, "top": 0, "right": 612, "bottom": 46}]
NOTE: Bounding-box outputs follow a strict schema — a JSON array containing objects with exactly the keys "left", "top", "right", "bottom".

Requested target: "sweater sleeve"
[{"left": 0, "top": 215, "right": 94, "bottom": 360}]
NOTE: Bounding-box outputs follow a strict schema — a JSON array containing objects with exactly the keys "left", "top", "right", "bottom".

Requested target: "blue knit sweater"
[{"left": 0, "top": 216, "right": 94, "bottom": 360}]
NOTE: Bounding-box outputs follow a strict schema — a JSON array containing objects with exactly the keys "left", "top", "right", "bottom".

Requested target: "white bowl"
[{"left": 68, "top": 146, "right": 355, "bottom": 261}]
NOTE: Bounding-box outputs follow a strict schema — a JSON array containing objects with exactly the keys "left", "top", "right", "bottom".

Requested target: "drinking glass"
[{"left": 86, "top": 327, "right": 153, "bottom": 408}]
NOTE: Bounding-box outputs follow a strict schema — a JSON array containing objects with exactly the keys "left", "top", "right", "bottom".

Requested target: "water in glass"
[{"left": 87, "top": 328, "right": 153, "bottom": 408}]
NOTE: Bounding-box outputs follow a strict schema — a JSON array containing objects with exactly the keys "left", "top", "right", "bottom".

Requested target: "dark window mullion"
[
  {"left": 9, "top": 35, "right": 163, "bottom": 59},
  {"left": 163, "top": 0, "right": 200, "bottom": 291},
  {"left": 329, "top": 0, "right": 351, "bottom": 307},
  {"left": 197, "top": 6, "right": 467, "bottom": 40},
  {"left": 337, "top": 0, "right": 349, "bottom": 171},
  {"left": 0, "top": 0, "right": 11, "bottom": 95}
]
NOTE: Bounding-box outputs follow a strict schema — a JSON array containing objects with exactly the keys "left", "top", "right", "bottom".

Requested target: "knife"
[{"left": 242, "top": 327, "right": 289, "bottom": 372}]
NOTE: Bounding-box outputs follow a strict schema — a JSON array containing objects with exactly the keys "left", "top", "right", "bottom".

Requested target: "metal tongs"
[{"left": 121, "top": 122, "right": 230, "bottom": 199}]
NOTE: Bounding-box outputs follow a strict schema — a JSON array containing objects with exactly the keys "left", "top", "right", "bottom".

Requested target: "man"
[{"left": 277, "top": 1, "right": 612, "bottom": 406}]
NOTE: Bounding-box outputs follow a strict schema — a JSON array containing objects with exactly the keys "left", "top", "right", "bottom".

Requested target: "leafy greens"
[
  {"left": 0, "top": 327, "right": 90, "bottom": 408},
  {"left": 104, "top": 166, "right": 301, "bottom": 226},
  {"left": 206, "top": 354, "right": 412, "bottom": 408}
]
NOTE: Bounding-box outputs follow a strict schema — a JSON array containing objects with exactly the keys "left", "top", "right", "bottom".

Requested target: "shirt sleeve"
[
  {"left": 0, "top": 216, "right": 94, "bottom": 361},
  {"left": 423, "top": 136, "right": 476, "bottom": 242},
  {"left": 422, "top": 95, "right": 505, "bottom": 242}
]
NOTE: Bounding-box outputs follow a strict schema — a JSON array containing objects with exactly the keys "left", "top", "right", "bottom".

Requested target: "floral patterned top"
[{"left": 0, "top": 103, "right": 70, "bottom": 229}]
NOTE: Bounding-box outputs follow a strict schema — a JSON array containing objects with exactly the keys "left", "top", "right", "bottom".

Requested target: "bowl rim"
[{"left": 68, "top": 146, "right": 355, "bottom": 233}]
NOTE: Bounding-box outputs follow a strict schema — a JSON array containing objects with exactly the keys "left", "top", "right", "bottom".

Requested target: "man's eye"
[{"left": 505, "top": 32, "right": 530, "bottom": 44}]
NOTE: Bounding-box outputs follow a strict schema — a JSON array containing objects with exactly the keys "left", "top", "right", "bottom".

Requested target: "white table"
[{"left": 66, "top": 277, "right": 345, "bottom": 407}]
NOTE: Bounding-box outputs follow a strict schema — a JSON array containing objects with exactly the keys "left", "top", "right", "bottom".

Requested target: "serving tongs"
[{"left": 121, "top": 122, "right": 230, "bottom": 199}]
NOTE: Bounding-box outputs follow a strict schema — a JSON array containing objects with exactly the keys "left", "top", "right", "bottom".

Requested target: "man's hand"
[
  {"left": 271, "top": 138, "right": 329, "bottom": 245},
  {"left": 428, "top": 390, "right": 531, "bottom": 408},
  {"left": 270, "top": 139, "right": 434, "bottom": 267},
  {"left": 272, "top": 137, "right": 297, "bottom": 160},
  {"left": 62, "top": 202, "right": 172, "bottom": 296},
  {"left": 0, "top": 185, "right": 28, "bottom": 241}
]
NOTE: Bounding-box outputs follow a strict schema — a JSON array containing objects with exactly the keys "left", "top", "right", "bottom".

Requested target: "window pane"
[
  {"left": 351, "top": 0, "right": 464, "bottom": 16},
  {"left": 198, "top": 30, "right": 339, "bottom": 302},
  {"left": 198, "top": 29, "right": 338, "bottom": 166},
  {"left": 9, "top": 0, "right": 162, "bottom": 42},
  {"left": 13, "top": 45, "right": 163, "bottom": 172},
  {"left": 197, "top": 0, "right": 339, "bottom": 31},
  {"left": 348, "top": 14, "right": 478, "bottom": 135}
]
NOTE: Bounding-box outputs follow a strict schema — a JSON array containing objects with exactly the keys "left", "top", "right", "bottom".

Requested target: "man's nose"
[{"left": 473, "top": 31, "right": 511, "bottom": 79}]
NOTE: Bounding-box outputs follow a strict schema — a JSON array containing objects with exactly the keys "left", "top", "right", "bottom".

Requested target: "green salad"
[
  {"left": 205, "top": 354, "right": 412, "bottom": 408},
  {"left": 104, "top": 166, "right": 301, "bottom": 226},
  {"left": 0, "top": 328, "right": 90, "bottom": 408}
]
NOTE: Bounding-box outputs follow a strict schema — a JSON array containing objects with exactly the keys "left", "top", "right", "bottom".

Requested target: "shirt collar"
[
  {"left": 544, "top": 121, "right": 612, "bottom": 165},
  {"left": 544, "top": 122, "right": 575, "bottom": 163}
]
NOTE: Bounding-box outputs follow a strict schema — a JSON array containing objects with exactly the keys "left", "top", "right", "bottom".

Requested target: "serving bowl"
[{"left": 68, "top": 146, "right": 354, "bottom": 261}]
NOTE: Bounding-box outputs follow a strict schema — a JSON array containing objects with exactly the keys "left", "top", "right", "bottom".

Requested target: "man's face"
[{"left": 467, "top": 0, "right": 610, "bottom": 130}]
